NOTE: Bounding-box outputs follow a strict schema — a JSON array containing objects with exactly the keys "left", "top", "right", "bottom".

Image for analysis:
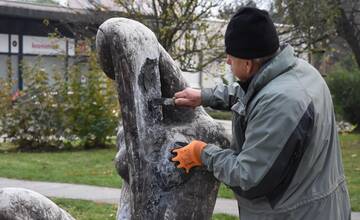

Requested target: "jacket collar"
[{"left": 231, "top": 44, "right": 297, "bottom": 116}]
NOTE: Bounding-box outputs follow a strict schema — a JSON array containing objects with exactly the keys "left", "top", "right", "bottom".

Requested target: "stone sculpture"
[
  {"left": 96, "top": 18, "right": 230, "bottom": 220},
  {"left": 0, "top": 187, "right": 74, "bottom": 220}
]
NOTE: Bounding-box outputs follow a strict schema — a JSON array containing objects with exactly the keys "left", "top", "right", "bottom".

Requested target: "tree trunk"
[
  {"left": 335, "top": 0, "right": 360, "bottom": 68},
  {"left": 96, "top": 18, "right": 230, "bottom": 220}
]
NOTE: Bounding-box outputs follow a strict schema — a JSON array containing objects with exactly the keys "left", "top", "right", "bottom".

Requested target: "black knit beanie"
[{"left": 225, "top": 7, "right": 279, "bottom": 59}]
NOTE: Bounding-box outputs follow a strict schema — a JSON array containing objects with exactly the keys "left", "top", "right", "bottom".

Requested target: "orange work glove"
[{"left": 171, "top": 140, "right": 207, "bottom": 173}]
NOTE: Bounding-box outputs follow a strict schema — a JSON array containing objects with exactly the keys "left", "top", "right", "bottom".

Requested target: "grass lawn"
[
  {"left": 0, "top": 134, "right": 359, "bottom": 211},
  {"left": 0, "top": 148, "right": 121, "bottom": 188},
  {"left": 207, "top": 110, "right": 233, "bottom": 120},
  {"left": 53, "top": 198, "right": 237, "bottom": 220},
  {"left": 53, "top": 198, "right": 117, "bottom": 220},
  {"left": 340, "top": 134, "right": 360, "bottom": 211}
]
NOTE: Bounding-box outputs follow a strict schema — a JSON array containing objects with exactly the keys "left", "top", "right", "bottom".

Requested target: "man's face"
[{"left": 226, "top": 54, "right": 252, "bottom": 81}]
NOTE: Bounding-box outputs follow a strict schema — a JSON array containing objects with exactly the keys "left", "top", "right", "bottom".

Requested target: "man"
[{"left": 171, "top": 7, "right": 351, "bottom": 220}]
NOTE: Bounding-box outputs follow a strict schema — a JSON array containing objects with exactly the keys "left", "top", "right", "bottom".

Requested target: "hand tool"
[{"left": 150, "top": 97, "right": 175, "bottom": 106}]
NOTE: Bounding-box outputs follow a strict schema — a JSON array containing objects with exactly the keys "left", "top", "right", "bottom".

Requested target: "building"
[
  {"left": 0, "top": 0, "right": 234, "bottom": 91},
  {"left": 0, "top": 0, "right": 119, "bottom": 89},
  {"left": 0, "top": 1, "right": 306, "bottom": 91}
]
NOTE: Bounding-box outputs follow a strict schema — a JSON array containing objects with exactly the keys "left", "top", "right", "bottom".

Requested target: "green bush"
[
  {"left": 326, "top": 58, "right": 360, "bottom": 130},
  {"left": 0, "top": 58, "right": 16, "bottom": 140},
  {"left": 0, "top": 53, "right": 119, "bottom": 150},
  {"left": 4, "top": 64, "right": 65, "bottom": 149},
  {"left": 63, "top": 54, "right": 119, "bottom": 148}
]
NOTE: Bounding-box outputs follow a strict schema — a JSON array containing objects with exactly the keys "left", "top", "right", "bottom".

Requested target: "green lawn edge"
[
  {"left": 53, "top": 198, "right": 238, "bottom": 220},
  {"left": 0, "top": 134, "right": 359, "bottom": 210}
]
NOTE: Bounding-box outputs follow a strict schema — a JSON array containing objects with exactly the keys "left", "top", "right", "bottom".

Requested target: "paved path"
[
  {"left": 1, "top": 177, "right": 359, "bottom": 219},
  {"left": 0, "top": 120, "right": 358, "bottom": 218},
  {"left": 0, "top": 177, "right": 239, "bottom": 216}
]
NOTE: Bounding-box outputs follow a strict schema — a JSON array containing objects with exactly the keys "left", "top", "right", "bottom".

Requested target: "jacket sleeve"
[
  {"left": 201, "top": 82, "right": 243, "bottom": 111},
  {"left": 201, "top": 92, "right": 314, "bottom": 205}
]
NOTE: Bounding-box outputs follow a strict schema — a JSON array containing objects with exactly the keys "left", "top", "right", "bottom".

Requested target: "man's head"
[{"left": 225, "top": 7, "right": 279, "bottom": 81}]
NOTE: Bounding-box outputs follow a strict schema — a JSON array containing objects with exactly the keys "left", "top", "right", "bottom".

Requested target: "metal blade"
[{"left": 150, "top": 97, "right": 175, "bottom": 106}]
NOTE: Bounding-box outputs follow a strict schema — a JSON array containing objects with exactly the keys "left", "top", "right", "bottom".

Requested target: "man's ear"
[{"left": 245, "top": 59, "right": 253, "bottom": 74}]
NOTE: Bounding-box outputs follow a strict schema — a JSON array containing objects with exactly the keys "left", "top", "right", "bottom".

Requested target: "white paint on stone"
[{"left": 0, "top": 187, "right": 74, "bottom": 220}]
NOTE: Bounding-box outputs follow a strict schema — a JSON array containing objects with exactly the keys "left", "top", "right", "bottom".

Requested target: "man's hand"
[
  {"left": 174, "top": 88, "right": 201, "bottom": 108},
  {"left": 171, "top": 140, "right": 207, "bottom": 173}
]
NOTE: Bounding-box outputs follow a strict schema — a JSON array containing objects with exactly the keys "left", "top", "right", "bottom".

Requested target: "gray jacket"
[{"left": 201, "top": 45, "right": 351, "bottom": 220}]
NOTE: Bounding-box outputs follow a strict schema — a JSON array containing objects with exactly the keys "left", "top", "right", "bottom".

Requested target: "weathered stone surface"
[
  {"left": 96, "top": 18, "right": 230, "bottom": 220},
  {"left": 0, "top": 187, "right": 75, "bottom": 220}
]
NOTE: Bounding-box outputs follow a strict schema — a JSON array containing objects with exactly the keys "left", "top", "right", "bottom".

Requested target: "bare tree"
[
  {"left": 335, "top": 0, "right": 360, "bottom": 68},
  {"left": 116, "top": 0, "right": 226, "bottom": 72},
  {"left": 275, "top": 0, "right": 360, "bottom": 68},
  {"left": 42, "top": 0, "right": 226, "bottom": 72},
  {"left": 217, "top": 0, "right": 258, "bottom": 19}
]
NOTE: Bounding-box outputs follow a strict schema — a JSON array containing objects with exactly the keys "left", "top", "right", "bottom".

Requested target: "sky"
[
  {"left": 54, "top": 0, "right": 273, "bottom": 10},
  {"left": 223, "top": 0, "right": 272, "bottom": 10},
  {"left": 255, "top": 0, "right": 272, "bottom": 10}
]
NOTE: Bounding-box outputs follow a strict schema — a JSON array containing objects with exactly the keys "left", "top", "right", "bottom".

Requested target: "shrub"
[
  {"left": 6, "top": 63, "right": 65, "bottom": 149},
  {"left": 0, "top": 53, "right": 119, "bottom": 150},
  {"left": 63, "top": 53, "right": 119, "bottom": 148},
  {"left": 0, "top": 58, "right": 16, "bottom": 140},
  {"left": 326, "top": 57, "right": 360, "bottom": 131}
]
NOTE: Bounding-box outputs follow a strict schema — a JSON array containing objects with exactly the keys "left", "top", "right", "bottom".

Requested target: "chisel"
[{"left": 150, "top": 97, "right": 176, "bottom": 106}]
